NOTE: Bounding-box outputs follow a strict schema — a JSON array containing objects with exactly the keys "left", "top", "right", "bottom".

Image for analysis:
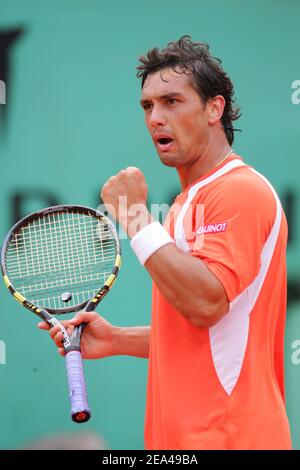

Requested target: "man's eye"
[
  {"left": 143, "top": 103, "right": 152, "bottom": 111},
  {"left": 167, "top": 98, "right": 177, "bottom": 105}
]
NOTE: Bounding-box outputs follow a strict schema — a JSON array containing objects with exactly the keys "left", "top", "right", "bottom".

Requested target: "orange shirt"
[{"left": 144, "top": 155, "right": 292, "bottom": 450}]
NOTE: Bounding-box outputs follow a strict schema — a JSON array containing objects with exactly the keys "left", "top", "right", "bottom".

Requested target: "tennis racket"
[{"left": 1, "top": 205, "right": 121, "bottom": 423}]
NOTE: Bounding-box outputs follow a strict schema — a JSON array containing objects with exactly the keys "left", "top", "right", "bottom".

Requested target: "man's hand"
[
  {"left": 101, "top": 167, "right": 153, "bottom": 238},
  {"left": 38, "top": 312, "right": 116, "bottom": 359},
  {"left": 38, "top": 312, "right": 151, "bottom": 359}
]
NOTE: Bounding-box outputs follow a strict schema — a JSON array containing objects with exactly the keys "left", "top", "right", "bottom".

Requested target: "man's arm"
[
  {"left": 113, "top": 325, "right": 150, "bottom": 358},
  {"left": 101, "top": 167, "right": 229, "bottom": 329},
  {"left": 145, "top": 243, "right": 228, "bottom": 328},
  {"left": 38, "top": 312, "right": 150, "bottom": 359}
]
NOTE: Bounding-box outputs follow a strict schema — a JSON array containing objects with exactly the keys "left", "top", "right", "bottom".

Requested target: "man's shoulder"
[
  {"left": 188, "top": 164, "right": 279, "bottom": 229},
  {"left": 201, "top": 164, "right": 277, "bottom": 210}
]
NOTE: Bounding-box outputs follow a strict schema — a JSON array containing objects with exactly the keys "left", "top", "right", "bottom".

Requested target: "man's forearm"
[
  {"left": 112, "top": 326, "right": 150, "bottom": 358},
  {"left": 145, "top": 243, "right": 228, "bottom": 328}
]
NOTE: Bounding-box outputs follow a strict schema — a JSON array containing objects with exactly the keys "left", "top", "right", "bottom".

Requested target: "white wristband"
[{"left": 130, "top": 221, "right": 174, "bottom": 265}]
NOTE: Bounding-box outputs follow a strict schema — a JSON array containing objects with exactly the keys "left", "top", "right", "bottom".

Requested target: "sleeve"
[{"left": 184, "top": 172, "right": 277, "bottom": 302}]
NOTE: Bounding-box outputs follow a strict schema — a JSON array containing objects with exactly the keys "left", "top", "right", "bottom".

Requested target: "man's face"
[{"left": 140, "top": 67, "right": 209, "bottom": 168}]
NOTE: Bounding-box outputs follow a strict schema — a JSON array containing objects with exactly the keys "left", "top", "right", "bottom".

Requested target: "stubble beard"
[{"left": 157, "top": 149, "right": 186, "bottom": 168}]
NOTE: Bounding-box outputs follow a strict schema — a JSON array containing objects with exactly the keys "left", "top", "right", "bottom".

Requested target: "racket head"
[{"left": 1, "top": 205, "right": 121, "bottom": 316}]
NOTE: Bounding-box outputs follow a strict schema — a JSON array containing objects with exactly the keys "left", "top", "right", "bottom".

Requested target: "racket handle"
[{"left": 65, "top": 350, "right": 91, "bottom": 423}]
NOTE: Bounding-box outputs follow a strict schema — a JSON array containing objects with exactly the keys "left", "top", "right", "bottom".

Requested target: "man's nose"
[{"left": 149, "top": 105, "right": 166, "bottom": 128}]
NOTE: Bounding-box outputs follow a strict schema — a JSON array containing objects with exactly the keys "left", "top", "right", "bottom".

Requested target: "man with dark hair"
[
  {"left": 137, "top": 35, "right": 240, "bottom": 146},
  {"left": 40, "top": 36, "right": 292, "bottom": 450}
]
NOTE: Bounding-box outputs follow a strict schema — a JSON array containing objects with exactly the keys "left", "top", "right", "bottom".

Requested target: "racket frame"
[
  {"left": 1, "top": 204, "right": 122, "bottom": 423},
  {"left": 1, "top": 205, "right": 121, "bottom": 315}
]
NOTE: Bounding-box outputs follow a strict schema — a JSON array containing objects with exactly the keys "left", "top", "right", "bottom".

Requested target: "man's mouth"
[{"left": 155, "top": 136, "right": 174, "bottom": 151}]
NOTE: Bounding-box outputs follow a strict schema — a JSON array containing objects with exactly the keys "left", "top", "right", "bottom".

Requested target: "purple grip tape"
[{"left": 65, "top": 350, "right": 91, "bottom": 423}]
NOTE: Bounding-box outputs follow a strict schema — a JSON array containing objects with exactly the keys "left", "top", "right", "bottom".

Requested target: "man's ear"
[{"left": 207, "top": 95, "right": 225, "bottom": 125}]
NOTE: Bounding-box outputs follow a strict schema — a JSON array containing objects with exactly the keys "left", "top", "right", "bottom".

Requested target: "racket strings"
[{"left": 5, "top": 210, "right": 118, "bottom": 310}]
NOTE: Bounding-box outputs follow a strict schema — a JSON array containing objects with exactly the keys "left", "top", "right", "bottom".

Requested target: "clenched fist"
[{"left": 101, "top": 167, "right": 153, "bottom": 238}]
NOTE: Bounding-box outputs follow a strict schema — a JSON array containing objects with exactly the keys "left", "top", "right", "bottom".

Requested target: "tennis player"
[{"left": 40, "top": 36, "right": 292, "bottom": 450}]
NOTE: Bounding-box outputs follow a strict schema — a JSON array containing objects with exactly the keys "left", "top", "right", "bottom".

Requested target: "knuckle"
[
  {"left": 126, "top": 166, "right": 139, "bottom": 174},
  {"left": 117, "top": 170, "right": 126, "bottom": 179},
  {"left": 103, "top": 175, "right": 114, "bottom": 187}
]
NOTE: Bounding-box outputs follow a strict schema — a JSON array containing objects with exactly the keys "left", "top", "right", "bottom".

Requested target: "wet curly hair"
[{"left": 137, "top": 35, "right": 241, "bottom": 145}]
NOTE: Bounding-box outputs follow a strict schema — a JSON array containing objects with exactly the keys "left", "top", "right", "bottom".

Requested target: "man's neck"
[{"left": 177, "top": 140, "right": 233, "bottom": 190}]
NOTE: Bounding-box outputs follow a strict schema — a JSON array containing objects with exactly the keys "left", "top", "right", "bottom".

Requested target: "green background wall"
[{"left": 0, "top": 0, "right": 299, "bottom": 449}]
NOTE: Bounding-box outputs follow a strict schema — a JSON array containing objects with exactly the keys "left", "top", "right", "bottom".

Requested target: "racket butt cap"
[{"left": 72, "top": 410, "right": 91, "bottom": 423}]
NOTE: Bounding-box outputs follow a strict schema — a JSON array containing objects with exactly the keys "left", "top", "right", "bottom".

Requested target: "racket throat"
[
  {"left": 45, "top": 316, "right": 71, "bottom": 349},
  {"left": 64, "top": 327, "right": 84, "bottom": 353}
]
